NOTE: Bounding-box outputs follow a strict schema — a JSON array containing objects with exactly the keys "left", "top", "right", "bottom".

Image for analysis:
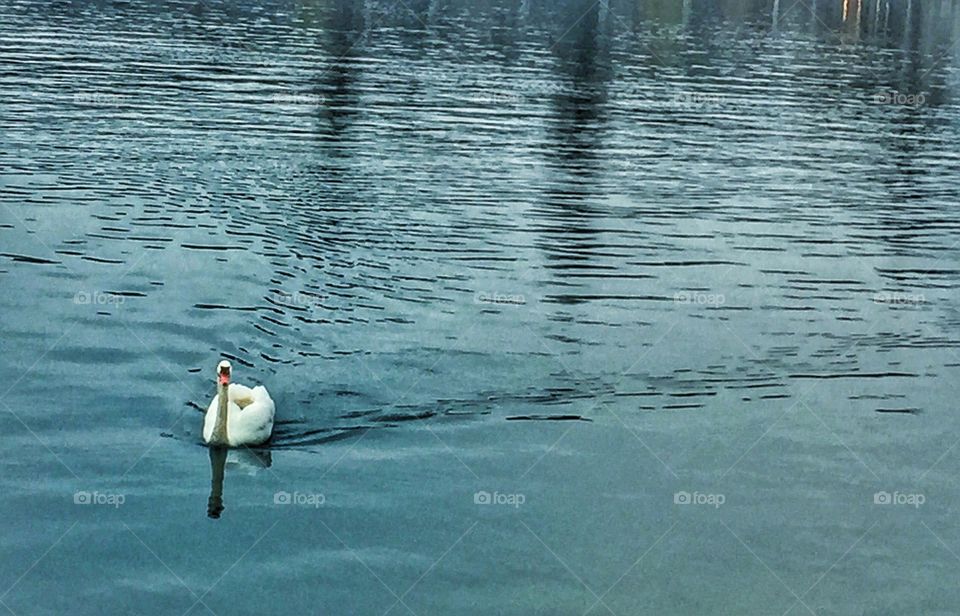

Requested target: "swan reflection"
[{"left": 206, "top": 446, "right": 272, "bottom": 519}]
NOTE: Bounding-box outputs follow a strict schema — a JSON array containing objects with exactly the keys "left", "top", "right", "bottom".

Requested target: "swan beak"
[{"left": 217, "top": 361, "right": 231, "bottom": 386}]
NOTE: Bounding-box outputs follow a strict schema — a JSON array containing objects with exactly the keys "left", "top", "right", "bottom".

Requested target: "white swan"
[{"left": 204, "top": 360, "right": 275, "bottom": 447}]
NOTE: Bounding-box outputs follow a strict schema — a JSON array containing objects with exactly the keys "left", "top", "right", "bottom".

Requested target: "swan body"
[{"left": 204, "top": 362, "right": 275, "bottom": 447}]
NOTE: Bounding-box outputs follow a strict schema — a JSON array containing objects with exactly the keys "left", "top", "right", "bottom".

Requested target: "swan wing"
[
  {"left": 250, "top": 385, "right": 273, "bottom": 404},
  {"left": 230, "top": 389, "right": 275, "bottom": 445},
  {"left": 228, "top": 383, "right": 256, "bottom": 408}
]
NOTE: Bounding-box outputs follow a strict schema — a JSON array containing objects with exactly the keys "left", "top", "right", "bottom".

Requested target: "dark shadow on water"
[
  {"left": 206, "top": 445, "right": 227, "bottom": 519},
  {"left": 206, "top": 445, "right": 272, "bottom": 519}
]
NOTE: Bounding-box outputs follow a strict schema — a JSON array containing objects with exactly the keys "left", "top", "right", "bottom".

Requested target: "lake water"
[{"left": 2, "top": 0, "right": 960, "bottom": 614}]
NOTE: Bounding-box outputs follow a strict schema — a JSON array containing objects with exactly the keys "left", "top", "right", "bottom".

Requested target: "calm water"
[{"left": 2, "top": 0, "right": 960, "bottom": 613}]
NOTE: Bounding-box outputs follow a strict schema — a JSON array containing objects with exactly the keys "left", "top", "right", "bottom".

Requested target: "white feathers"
[{"left": 204, "top": 380, "right": 275, "bottom": 447}]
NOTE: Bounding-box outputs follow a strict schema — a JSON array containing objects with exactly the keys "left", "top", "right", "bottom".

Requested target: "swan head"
[{"left": 217, "top": 360, "right": 231, "bottom": 386}]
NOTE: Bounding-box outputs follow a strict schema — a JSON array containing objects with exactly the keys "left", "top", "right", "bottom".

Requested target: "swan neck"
[{"left": 211, "top": 382, "right": 229, "bottom": 445}]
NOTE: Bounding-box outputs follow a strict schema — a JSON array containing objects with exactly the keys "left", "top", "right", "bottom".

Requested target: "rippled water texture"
[{"left": 2, "top": 0, "right": 960, "bottom": 614}]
